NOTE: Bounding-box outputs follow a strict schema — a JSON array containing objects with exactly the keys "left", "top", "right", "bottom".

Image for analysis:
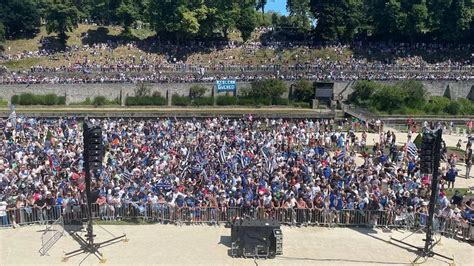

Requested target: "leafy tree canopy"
[{"left": 0, "top": 0, "right": 41, "bottom": 39}]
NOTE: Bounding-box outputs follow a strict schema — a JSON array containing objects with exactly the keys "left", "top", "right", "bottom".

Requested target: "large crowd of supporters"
[
  {"left": 0, "top": 116, "right": 472, "bottom": 240},
  {"left": 0, "top": 38, "right": 472, "bottom": 84}
]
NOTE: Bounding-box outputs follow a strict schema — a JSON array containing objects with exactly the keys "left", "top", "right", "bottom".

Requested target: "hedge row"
[
  {"left": 292, "top": 101, "right": 311, "bottom": 108},
  {"left": 216, "top": 95, "right": 237, "bottom": 106},
  {"left": 125, "top": 96, "right": 167, "bottom": 106},
  {"left": 351, "top": 80, "right": 474, "bottom": 115},
  {"left": 91, "top": 96, "right": 120, "bottom": 106},
  {"left": 172, "top": 94, "right": 191, "bottom": 106},
  {"left": 216, "top": 96, "right": 294, "bottom": 106},
  {"left": 192, "top": 96, "right": 213, "bottom": 106},
  {"left": 11, "top": 93, "right": 66, "bottom": 105},
  {"left": 8, "top": 94, "right": 310, "bottom": 108}
]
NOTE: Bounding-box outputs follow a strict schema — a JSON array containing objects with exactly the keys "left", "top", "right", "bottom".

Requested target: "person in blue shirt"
[
  {"left": 329, "top": 191, "right": 337, "bottom": 209},
  {"left": 185, "top": 194, "right": 195, "bottom": 208},
  {"left": 407, "top": 160, "right": 417, "bottom": 177},
  {"left": 336, "top": 193, "right": 343, "bottom": 211},
  {"left": 337, "top": 134, "right": 345, "bottom": 148},
  {"left": 55, "top": 193, "right": 63, "bottom": 216},
  {"left": 323, "top": 166, "right": 332, "bottom": 179},
  {"left": 446, "top": 166, "right": 458, "bottom": 189}
]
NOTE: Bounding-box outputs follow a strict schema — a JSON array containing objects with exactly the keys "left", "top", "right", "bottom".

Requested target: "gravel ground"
[{"left": 1, "top": 224, "right": 472, "bottom": 266}]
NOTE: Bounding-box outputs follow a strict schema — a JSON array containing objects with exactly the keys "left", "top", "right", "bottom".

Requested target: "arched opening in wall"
[{"left": 314, "top": 82, "right": 334, "bottom": 107}]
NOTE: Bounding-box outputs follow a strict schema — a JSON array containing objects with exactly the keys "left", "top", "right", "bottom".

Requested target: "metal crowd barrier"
[
  {"left": 39, "top": 216, "right": 65, "bottom": 256},
  {"left": 1, "top": 204, "right": 472, "bottom": 241}
]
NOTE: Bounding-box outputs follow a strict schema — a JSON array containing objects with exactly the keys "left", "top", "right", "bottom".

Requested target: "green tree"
[
  {"left": 0, "top": 0, "right": 41, "bottom": 38},
  {"left": 372, "top": 0, "right": 407, "bottom": 40},
  {"left": 291, "top": 80, "right": 314, "bottom": 102},
  {"left": 116, "top": 0, "right": 139, "bottom": 35},
  {"left": 397, "top": 80, "right": 427, "bottom": 109},
  {"left": 250, "top": 79, "right": 288, "bottom": 103},
  {"left": 135, "top": 83, "right": 151, "bottom": 97},
  {"left": 309, "top": 0, "right": 365, "bottom": 42},
  {"left": 370, "top": 85, "right": 404, "bottom": 113},
  {"left": 236, "top": 7, "right": 257, "bottom": 41},
  {"left": 145, "top": 0, "right": 262, "bottom": 41},
  {"left": 445, "top": 101, "right": 461, "bottom": 115},
  {"left": 404, "top": 0, "right": 429, "bottom": 40},
  {"left": 148, "top": 0, "right": 211, "bottom": 40},
  {"left": 271, "top": 12, "right": 280, "bottom": 29},
  {"left": 85, "top": 0, "right": 123, "bottom": 25},
  {"left": 256, "top": 0, "right": 267, "bottom": 18},
  {"left": 423, "top": 96, "right": 450, "bottom": 115},
  {"left": 457, "top": 98, "right": 474, "bottom": 115},
  {"left": 255, "top": 10, "right": 275, "bottom": 27},
  {"left": 189, "top": 85, "right": 208, "bottom": 99},
  {"left": 45, "top": 3, "right": 80, "bottom": 47},
  {"left": 212, "top": 0, "right": 238, "bottom": 39},
  {"left": 427, "top": 96, "right": 451, "bottom": 114},
  {"left": 439, "top": 0, "right": 473, "bottom": 41},
  {"left": 198, "top": 0, "right": 249, "bottom": 39},
  {"left": 287, "top": 0, "right": 313, "bottom": 32},
  {"left": 197, "top": 2, "right": 219, "bottom": 38},
  {"left": 0, "top": 22, "right": 5, "bottom": 52},
  {"left": 350, "top": 80, "right": 378, "bottom": 106},
  {"left": 0, "top": 22, "right": 5, "bottom": 42},
  {"left": 426, "top": 0, "right": 450, "bottom": 38},
  {"left": 147, "top": 0, "right": 183, "bottom": 39}
]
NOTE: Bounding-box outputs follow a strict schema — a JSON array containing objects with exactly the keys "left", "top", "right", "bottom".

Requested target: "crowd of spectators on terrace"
[
  {"left": 0, "top": 37, "right": 472, "bottom": 84},
  {"left": 0, "top": 116, "right": 472, "bottom": 239}
]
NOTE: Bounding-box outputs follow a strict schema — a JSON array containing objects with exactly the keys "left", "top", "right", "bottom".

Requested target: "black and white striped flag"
[
  {"left": 261, "top": 148, "right": 268, "bottom": 161},
  {"left": 181, "top": 166, "right": 190, "bottom": 179},
  {"left": 179, "top": 150, "right": 190, "bottom": 171},
  {"left": 407, "top": 142, "right": 418, "bottom": 158},
  {"left": 122, "top": 171, "right": 132, "bottom": 181},
  {"left": 219, "top": 145, "right": 227, "bottom": 165},
  {"left": 233, "top": 153, "right": 241, "bottom": 168},
  {"left": 200, "top": 168, "right": 208, "bottom": 180},
  {"left": 265, "top": 158, "right": 274, "bottom": 175}
]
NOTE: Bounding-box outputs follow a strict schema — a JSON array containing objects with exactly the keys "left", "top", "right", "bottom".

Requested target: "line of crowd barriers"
[{"left": 2, "top": 203, "right": 472, "bottom": 242}]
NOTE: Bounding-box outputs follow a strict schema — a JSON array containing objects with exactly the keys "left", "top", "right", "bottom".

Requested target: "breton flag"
[
  {"left": 219, "top": 145, "right": 227, "bottom": 165},
  {"left": 261, "top": 148, "right": 268, "bottom": 161},
  {"left": 261, "top": 147, "right": 274, "bottom": 175},
  {"left": 200, "top": 168, "right": 208, "bottom": 180},
  {"left": 122, "top": 171, "right": 132, "bottom": 181},
  {"left": 235, "top": 153, "right": 245, "bottom": 168},
  {"left": 337, "top": 148, "right": 346, "bottom": 162},
  {"left": 156, "top": 181, "right": 172, "bottom": 190},
  {"left": 265, "top": 158, "right": 275, "bottom": 175},
  {"left": 180, "top": 166, "right": 190, "bottom": 179},
  {"left": 407, "top": 142, "right": 418, "bottom": 158},
  {"left": 179, "top": 150, "right": 190, "bottom": 171}
]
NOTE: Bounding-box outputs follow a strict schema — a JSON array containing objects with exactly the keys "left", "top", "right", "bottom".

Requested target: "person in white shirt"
[{"left": 0, "top": 201, "right": 8, "bottom": 226}]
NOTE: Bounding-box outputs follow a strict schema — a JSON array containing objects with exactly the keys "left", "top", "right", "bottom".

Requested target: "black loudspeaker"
[{"left": 230, "top": 219, "right": 282, "bottom": 258}]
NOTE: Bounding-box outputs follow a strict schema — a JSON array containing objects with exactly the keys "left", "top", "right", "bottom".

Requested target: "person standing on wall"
[
  {"left": 467, "top": 120, "right": 473, "bottom": 134},
  {"left": 465, "top": 142, "right": 472, "bottom": 179}
]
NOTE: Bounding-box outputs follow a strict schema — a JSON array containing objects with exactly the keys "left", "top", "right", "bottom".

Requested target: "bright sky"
[{"left": 266, "top": 0, "right": 288, "bottom": 16}]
